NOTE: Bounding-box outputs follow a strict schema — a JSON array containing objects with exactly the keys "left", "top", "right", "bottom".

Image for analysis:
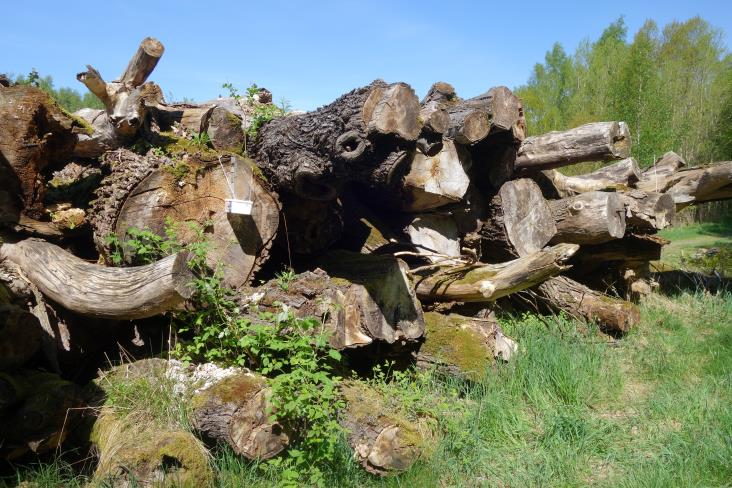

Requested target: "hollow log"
[
  {"left": 401, "top": 139, "right": 471, "bottom": 212},
  {"left": 245, "top": 255, "right": 425, "bottom": 349},
  {"left": 191, "top": 372, "right": 289, "bottom": 460},
  {"left": 635, "top": 151, "right": 687, "bottom": 192},
  {"left": 533, "top": 275, "right": 640, "bottom": 334},
  {"left": 340, "top": 380, "right": 434, "bottom": 475},
  {"left": 0, "top": 238, "right": 194, "bottom": 319},
  {"left": 619, "top": 190, "right": 675, "bottom": 231},
  {"left": 91, "top": 407, "right": 213, "bottom": 487},
  {"left": 0, "top": 369, "right": 82, "bottom": 460},
  {"left": 479, "top": 178, "right": 557, "bottom": 262},
  {"left": 416, "top": 312, "right": 517, "bottom": 380},
  {"left": 548, "top": 191, "right": 626, "bottom": 245},
  {"left": 253, "top": 80, "right": 421, "bottom": 200},
  {"left": 0, "top": 86, "right": 80, "bottom": 217},
  {"left": 414, "top": 243, "right": 578, "bottom": 302},
  {"left": 515, "top": 122, "right": 631, "bottom": 171},
  {"left": 93, "top": 150, "right": 279, "bottom": 288},
  {"left": 539, "top": 157, "right": 641, "bottom": 198}
]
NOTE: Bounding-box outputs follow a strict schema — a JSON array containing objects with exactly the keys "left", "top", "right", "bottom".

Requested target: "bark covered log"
[
  {"left": 445, "top": 86, "right": 524, "bottom": 145},
  {"left": 635, "top": 151, "right": 687, "bottom": 193},
  {"left": 662, "top": 161, "right": 732, "bottom": 209},
  {"left": 479, "top": 178, "right": 557, "bottom": 262},
  {"left": 414, "top": 243, "right": 578, "bottom": 302},
  {"left": 253, "top": 80, "right": 421, "bottom": 200},
  {"left": 0, "top": 238, "right": 194, "bottom": 319},
  {"left": 548, "top": 191, "right": 626, "bottom": 244},
  {"left": 92, "top": 150, "right": 279, "bottom": 288},
  {"left": 516, "top": 122, "right": 631, "bottom": 171},
  {"left": 191, "top": 372, "right": 289, "bottom": 460},
  {"left": 619, "top": 190, "right": 675, "bottom": 231},
  {"left": 534, "top": 275, "right": 640, "bottom": 334}
]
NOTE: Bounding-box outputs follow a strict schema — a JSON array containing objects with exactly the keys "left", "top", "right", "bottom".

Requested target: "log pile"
[{"left": 2, "top": 37, "right": 732, "bottom": 478}]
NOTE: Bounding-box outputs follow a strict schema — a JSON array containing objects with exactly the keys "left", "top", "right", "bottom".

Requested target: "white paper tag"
[{"left": 225, "top": 199, "right": 253, "bottom": 215}]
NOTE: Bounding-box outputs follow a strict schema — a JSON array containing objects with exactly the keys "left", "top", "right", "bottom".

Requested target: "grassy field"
[
  {"left": 658, "top": 219, "right": 732, "bottom": 276},
  {"left": 4, "top": 222, "right": 732, "bottom": 487}
]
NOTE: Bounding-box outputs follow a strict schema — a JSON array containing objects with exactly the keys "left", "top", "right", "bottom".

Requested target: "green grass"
[{"left": 658, "top": 218, "right": 732, "bottom": 274}]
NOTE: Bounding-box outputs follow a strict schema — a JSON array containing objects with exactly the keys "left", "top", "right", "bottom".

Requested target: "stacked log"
[{"left": 4, "top": 36, "right": 732, "bottom": 479}]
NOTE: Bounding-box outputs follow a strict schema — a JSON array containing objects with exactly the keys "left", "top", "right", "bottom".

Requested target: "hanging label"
[{"left": 225, "top": 199, "right": 253, "bottom": 215}]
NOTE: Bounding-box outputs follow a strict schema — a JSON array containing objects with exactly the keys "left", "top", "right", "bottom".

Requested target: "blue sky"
[{"left": 3, "top": 0, "right": 730, "bottom": 111}]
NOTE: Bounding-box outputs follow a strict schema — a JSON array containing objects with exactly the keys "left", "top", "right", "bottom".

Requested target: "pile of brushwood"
[{"left": 2, "top": 37, "right": 732, "bottom": 485}]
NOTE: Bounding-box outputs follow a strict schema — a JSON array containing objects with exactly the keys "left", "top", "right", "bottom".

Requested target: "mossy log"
[
  {"left": 414, "top": 243, "right": 578, "bottom": 302},
  {"left": 0, "top": 238, "right": 194, "bottom": 319},
  {"left": 538, "top": 157, "right": 641, "bottom": 198},
  {"left": 548, "top": 191, "right": 626, "bottom": 245},
  {"left": 340, "top": 380, "right": 435, "bottom": 476},
  {"left": 92, "top": 149, "right": 279, "bottom": 288},
  {"left": 515, "top": 122, "right": 631, "bottom": 171},
  {"left": 191, "top": 372, "right": 289, "bottom": 460},
  {"left": 533, "top": 275, "right": 640, "bottom": 334},
  {"left": 0, "top": 85, "right": 80, "bottom": 217},
  {"left": 91, "top": 407, "right": 214, "bottom": 488},
  {"left": 416, "top": 312, "right": 517, "bottom": 380},
  {"left": 252, "top": 80, "right": 421, "bottom": 200},
  {"left": 0, "top": 369, "right": 82, "bottom": 460},
  {"left": 244, "top": 254, "right": 425, "bottom": 349},
  {"left": 479, "top": 178, "right": 557, "bottom": 262}
]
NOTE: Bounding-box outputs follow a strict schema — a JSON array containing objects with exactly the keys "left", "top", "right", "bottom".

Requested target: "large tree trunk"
[
  {"left": 479, "top": 178, "right": 557, "bottom": 262},
  {"left": 191, "top": 372, "right": 289, "bottom": 460},
  {"left": 414, "top": 243, "right": 578, "bottom": 303},
  {"left": 515, "top": 122, "right": 631, "bottom": 171},
  {"left": 0, "top": 239, "right": 194, "bottom": 319},
  {"left": 548, "top": 191, "right": 626, "bottom": 244},
  {"left": 537, "top": 157, "right": 641, "bottom": 198},
  {"left": 0, "top": 86, "right": 81, "bottom": 217},
  {"left": 533, "top": 275, "right": 640, "bottom": 334},
  {"left": 253, "top": 80, "right": 422, "bottom": 200},
  {"left": 92, "top": 149, "right": 279, "bottom": 289}
]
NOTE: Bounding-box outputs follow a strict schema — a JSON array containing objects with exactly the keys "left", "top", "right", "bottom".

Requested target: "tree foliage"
[
  {"left": 12, "top": 69, "right": 104, "bottom": 112},
  {"left": 516, "top": 17, "right": 732, "bottom": 167}
]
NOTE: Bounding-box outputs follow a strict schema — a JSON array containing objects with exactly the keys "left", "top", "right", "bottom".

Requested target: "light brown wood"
[
  {"left": 548, "top": 191, "right": 626, "bottom": 244},
  {"left": 635, "top": 151, "right": 687, "bottom": 192},
  {"left": 414, "top": 243, "right": 578, "bottom": 302},
  {"left": 405, "top": 214, "right": 461, "bottom": 263},
  {"left": 619, "top": 190, "right": 675, "bottom": 231},
  {"left": 363, "top": 82, "right": 422, "bottom": 141},
  {"left": 516, "top": 122, "right": 631, "bottom": 171},
  {"left": 0, "top": 239, "right": 194, "bottom": 319},
  {"left": 542, "top": 158, "right": 641, "bottom": 197},
  {"left": 401, "top": 139, "right": 471, "bottom": 211}
]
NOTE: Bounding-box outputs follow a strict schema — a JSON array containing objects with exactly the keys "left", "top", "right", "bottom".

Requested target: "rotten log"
[
  {"left": 244, "top": 255, "right": 425, "bottom": 349},
  {"left": 548, "top": 191, "right": 626, "bottom": 245},
  {"left": 0, "top": 238, "right": 194, "bottom": 320},
  {"left": 92, "top": 150, "right": 279, "bottom": 288},
  {"left": 340, "top": 380, "right": 434, "bottom": 475},
  {"left": 532, "top": 275, "right": 640, "bottom": 334},
  {"left": 191, "top": 372, "right": 289, "bottom": 460},
  {"left": 479, "top": 178, "right": 557, "bottom": 262},
  {"left": 253, "top": 80, "right": 421, "bottom": 200},
  {"left": 0, "top": 86, "right": 80, "bottom": 217},
  {"left": 515, "top": 122, "right": 631, "bottom": 171},
  {"left": 416, "top": 312, "right": 517, "bottom": 380},
  {"left": 619, "top": 190, "right": 675, "bottom": 231},
  {"left": 401, "top": 139, "right": 471, "bottom": 212},
  {"left": 414, "top": 243, "right": 578, "bottom": 303},
  {"left": 539, "top": 157, "right": 641, "bottom": 198}
]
